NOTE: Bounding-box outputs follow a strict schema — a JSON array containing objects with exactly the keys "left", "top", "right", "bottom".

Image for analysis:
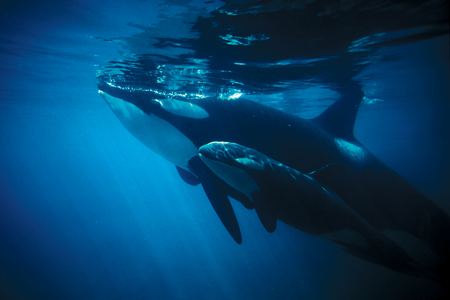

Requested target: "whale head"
[
  {"left": 97, "top": 77, "right": 209, "bottom": 170},
  {"left": 199, "top": 142, "right": 266, "bottom": 171},
  {"left": 198, "top": 142, "right": 267, "bottom": 200}
]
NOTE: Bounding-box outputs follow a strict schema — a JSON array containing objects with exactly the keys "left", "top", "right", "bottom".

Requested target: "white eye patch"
[
  {"left": 235, "top": 158, "right": 265, "bottom": 170},
  {"left": 157, "top": 99, "right": 209, "bottom": 119}
]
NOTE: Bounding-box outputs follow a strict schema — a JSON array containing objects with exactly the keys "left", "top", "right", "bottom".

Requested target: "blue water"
[{"left": 1, "top": 1, "right": 449, "bottom": 299}]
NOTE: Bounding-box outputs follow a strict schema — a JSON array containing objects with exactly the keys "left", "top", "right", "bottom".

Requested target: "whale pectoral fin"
[
  {"left": 176, "top": 166, "right": 201, "bottom": 186},
  {"left": 189, "top": 156, "right": 242, "bottom": 244},
  {"left": 202, "top": 183, "right": 243, "bottom": 244},
  {"left": 225, "top": 187, "right": 255, "bottom": 210},
  {"left": 252, "top": 191, "right": 277, "bottom": 233},
  {"left": 233, "top": 193, "right": 255, "bottom": 210}
]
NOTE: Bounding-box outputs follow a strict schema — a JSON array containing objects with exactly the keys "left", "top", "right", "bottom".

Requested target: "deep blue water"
[{"left": 1, "top": 1, "right": 449, "bottom": 299}]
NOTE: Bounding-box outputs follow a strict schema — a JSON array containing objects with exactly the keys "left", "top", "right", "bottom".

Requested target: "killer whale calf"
[
  {"left": 198, "top": 141, "right": 439, "bottom": 281},
  {"left": 97, "top": 78, "right": 450, "bottom": 278}
]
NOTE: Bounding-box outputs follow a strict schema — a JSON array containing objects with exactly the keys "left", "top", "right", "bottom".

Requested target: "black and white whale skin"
[
  {"left": 198, "top": 141, "right": 439, "bottom": 281},
  {"left": 97, "top": 78, "right": 449, "bottom": 280}
]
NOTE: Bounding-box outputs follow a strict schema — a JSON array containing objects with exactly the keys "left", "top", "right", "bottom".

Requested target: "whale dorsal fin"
[
  {"left": 189, "top": 156, "right": 242, "bottom": 244},
  {"left": 313, "top": 85, "right": 363, "bottom": 141}
]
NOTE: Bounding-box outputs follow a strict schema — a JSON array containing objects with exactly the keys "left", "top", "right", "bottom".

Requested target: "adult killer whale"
[
  {"left": 97, "top": 78, "right": 450, "bottom": 279},
  {"left": 198, "top": 141, "right": 439, "bottom": 281}
]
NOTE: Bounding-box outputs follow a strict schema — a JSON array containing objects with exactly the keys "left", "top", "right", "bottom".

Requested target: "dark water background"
[{"left": 1, "top": 1, "right": 449, "bottom": 299}]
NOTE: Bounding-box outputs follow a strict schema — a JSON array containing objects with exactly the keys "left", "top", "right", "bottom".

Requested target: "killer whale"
[
  {"left": 198, "top": 141, "right": 439, "bottom": 281},
  {"left": 97, "top": 78, "right": 450, "bottom": 278}
]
